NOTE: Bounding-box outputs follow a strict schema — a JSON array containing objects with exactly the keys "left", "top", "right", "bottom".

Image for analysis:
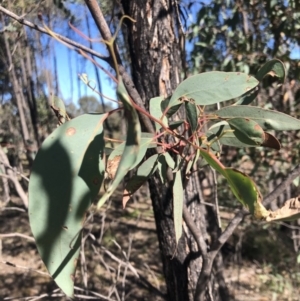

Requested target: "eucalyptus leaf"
[
  {"left": 256, "top": 59, "right": 286, "bottom": 83},
  {"left": 98, "top": 77, "right": 141, "bottom": 208},
  {"left": 227, "top": 118, "right": 265, "bottom": 146},
  {"left": 169, "top": 71, "right": 259, "bottom": 107},
  {"left": 29, "top": 114, "right": 105, "bottom": 297},
  {"left": 185, "top": 101, "right": 198, "bottom": 133},
  {"left": 216, "top": 106, "right": 300, "bottom": 131},
  {"left": 124, "top": 154, "right": 159, "bottom": 197},
  {"left": 149, "top": 96, "right": 168, "bottom": 131}
]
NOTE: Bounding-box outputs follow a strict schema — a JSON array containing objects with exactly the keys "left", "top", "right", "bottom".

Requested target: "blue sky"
[
  {"left": 53, "top": 1, "right": 300, "bottom": 108},
  {"left": 55, "top": 42, "right": 117, "bottom": 105}
]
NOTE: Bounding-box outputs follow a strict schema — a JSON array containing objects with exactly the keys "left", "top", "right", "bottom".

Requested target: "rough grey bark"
[{"left": 120, "top": 1, "right": 228, "bottom": 300}]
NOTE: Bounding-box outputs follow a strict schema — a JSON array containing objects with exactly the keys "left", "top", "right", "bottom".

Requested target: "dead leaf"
[
  {"left": 266, "top": 196, "right": 300, "bottom": 222},
  {"left": 106, "top": 155, "right": 121, "bottom": 180},
  {"left": 122, "top": 189, "right": 131, "bottom": 208}
]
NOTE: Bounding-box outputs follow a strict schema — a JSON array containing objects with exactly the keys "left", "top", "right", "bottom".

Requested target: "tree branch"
[
  {"left": 263, "top": 163, "right": 300, "bottom": 207},
  {"left": 84, "top": 0, "right": 155, "bottom": 134},
  {"left": 0, "top": 5, "right": 108, "bottom": 60},
  {"left": 194, "top": 209, "right": 248, "bottom": 301}
]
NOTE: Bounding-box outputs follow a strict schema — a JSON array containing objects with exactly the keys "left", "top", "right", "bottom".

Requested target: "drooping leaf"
[
  {"left": 149, "top": 96, "right": 168, "bottom": 132},
  {"left": 227, "top": 118, "right": 265, "bottom": 146},
  {"left": 123, "top": 154, "right": 159, "bottom": 206},
  {"left": 161, "top": 96, "right": 182, "bottom": 118},
  {"left": 216, "top": 105, "right": 300, "bottom": 131},
  {"left": 164, "top": 152, "right": 176, "bottom": 169},
  {"left": 200, "top": 149, "right": 269, "bottom": 218},
  {"left": 173, "top": 169, "right": 183, "bottom": 244},
  {"left": 185, "top": 101, "right": 198, "bottom": 133},
  {"left": 173, "top": 155, "right": 185, "bottom": 173},
  {"left": 105, "top": 133, "right": 156, "bottom": 180},
  {"left": 185, "top": 140, "right": 200, "bottom": 177},
  {"left": 29, "top": 114, "right": 105, "bottom": 297},
  {"left": 200, "top": 148, "right": 226, "bottom": 177},
  {"left": 157, "top": 154, "right": 168, "bottom": 184},
  {"left": 97, "top": 77, "right": 141, "bottom": 208},
  {"left": 169, "top": 71, "right": 259, "bottom": 107},
  {"left": 157, "top": 152, "right": 175, "bottom": 184},
  {"left": 223, "top": 168, "right": 267, "bottom": 217},
  {"left": 256, "top": 59, "right": 286, "bottom": 83}
]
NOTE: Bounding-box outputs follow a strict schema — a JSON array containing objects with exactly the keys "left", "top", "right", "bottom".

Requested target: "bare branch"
[
  {"left": 0, "top": 148, "right": 28, "bottom": 207},
  {"left": 0, "top": 232, "right": 35, "bottom": 241},
  {"left": 263, "top": 163, "right": 300, "bottom": 207},
  {"left": 0, "top": 5, "right": 108, "bottom": 61},
  {"left": 83, "top": 0, "right": 155, "bottom": 134}
]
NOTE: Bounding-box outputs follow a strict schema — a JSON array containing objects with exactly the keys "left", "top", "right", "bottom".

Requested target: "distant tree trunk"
[
  {"left": 17, "top": 31, "right": 40, "bottom": 147},
  {"left": 1, "top": 16, "right": 30, "bottom": 144},
  {"left": 121, "top": 1, "right": 229, "bottom": 300}
]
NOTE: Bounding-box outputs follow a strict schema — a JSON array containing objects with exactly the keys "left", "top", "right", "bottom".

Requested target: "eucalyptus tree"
[{"left": 1, "top": 1, "right": 300, "bottom": 301}]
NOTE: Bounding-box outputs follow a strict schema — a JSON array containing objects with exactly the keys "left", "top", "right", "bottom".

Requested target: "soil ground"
[{"left": 0, "top": 193, "right": 300, "bottom": 301}]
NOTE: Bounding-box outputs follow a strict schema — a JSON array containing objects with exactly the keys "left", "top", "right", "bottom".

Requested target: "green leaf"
[
  {"left": 124, "top": 154, "right": 159, "bottom": 197},
  {"left": 173, "top": 170, "right": 183, "bottom": 244},
  {"left": 106, "top": 133, "right": 156, "bottom": 176},
  {"left": 216, "top": 105, "right": 300, "bottom": 131},
  {"left": 149, "top": 96, "right": 168, "bottom": 131},
  {"left": 208, "top": 124, "right": 280, "bottom": 150},
  {"left": 234, "top": 87, "right": 259, "bottom": 105},
  {"left": 157, "top": 154, "right": 167, "bottom": 184},
  {"left": 200, "top": 149, "right": 269, "bottom": 218},
  {"left": 223, "top": 168, "right": 263, "bottom": 216},
  {"left": 227, "top": 118, "right": 265, "bottom": 146},
  {"left": 256, "top": 59, "right": 286, "bottom": 83},
  {"left": 164, "top": 152, "right": 176, "bottom": 169},
  {"left": 161, "top": 96, "right": 182, "bottom": 118},
  {"left": 168, "top": 120, "right": 185, "bottom": 130},
  {"left": 169, "top": 71, "right": 259, "bottom": 107},
  {"left": 51, "top": 96, "right": 69, "bottom": 124},
  {"left": 207, "top": 124, "right": 255, "bottom": 148},
  {"left": 97, "top": 77, "right": 141, "bottom": 208},
  {"left": 185, "top": 140, "right": 200, "bottom": 176},
  {"left": 185, "top": 101, "right": 198, "bottom": 132},
  {"left": 29, "top": 114, "right": 105, "bottom": 297},
  {"left": 200, "top": 148, "right": 226, "bottom": 177}
]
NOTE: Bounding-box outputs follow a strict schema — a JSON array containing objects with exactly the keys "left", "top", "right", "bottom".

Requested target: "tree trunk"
[
  {"left": 120, "top": 1, "right": 229, "bottom": 300},
  {"left": 1, "top": 15, "right": 30, "bottom": 144}
]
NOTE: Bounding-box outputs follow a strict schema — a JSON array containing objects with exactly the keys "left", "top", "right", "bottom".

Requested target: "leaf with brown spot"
[
  {"left": 256, "top": 59, "right": 286, "bottom": 83},
  {"left": 106, "top": 155, "right": 122, "bottom": 180},
  {"left": 227, "top": 118, "right": 265, "bottom": 146}
]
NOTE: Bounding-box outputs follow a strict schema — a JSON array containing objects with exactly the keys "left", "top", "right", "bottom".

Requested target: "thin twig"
[
  {"left": 0, "top": 5, "right": 108, "bottom": 61},
  {"left": 194, "top": 209, "right": 248, "bottom": 301},
  {"left": 100, "top": 246, "right": 139, "bottom": 278},
  {"left": 0, "top": 260, "right": 50, "bottom": 276},
  {"left": 263, "top": 163, "right": 300, "bottom": 207},
  {"left": 211, "top": 167, "right": 221, "bottom": 229},
  {"left": 0, "top": 232, "right": 35, "bottom": 241},
  {"left": 83, "top": 0, "right": 155, "bottom": 134},
  {"left": 74, "top": 286, "right": 117, "bottom": 301},
  {"left": 0, "top": 206, "right": 26, "bottom": 212}
]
